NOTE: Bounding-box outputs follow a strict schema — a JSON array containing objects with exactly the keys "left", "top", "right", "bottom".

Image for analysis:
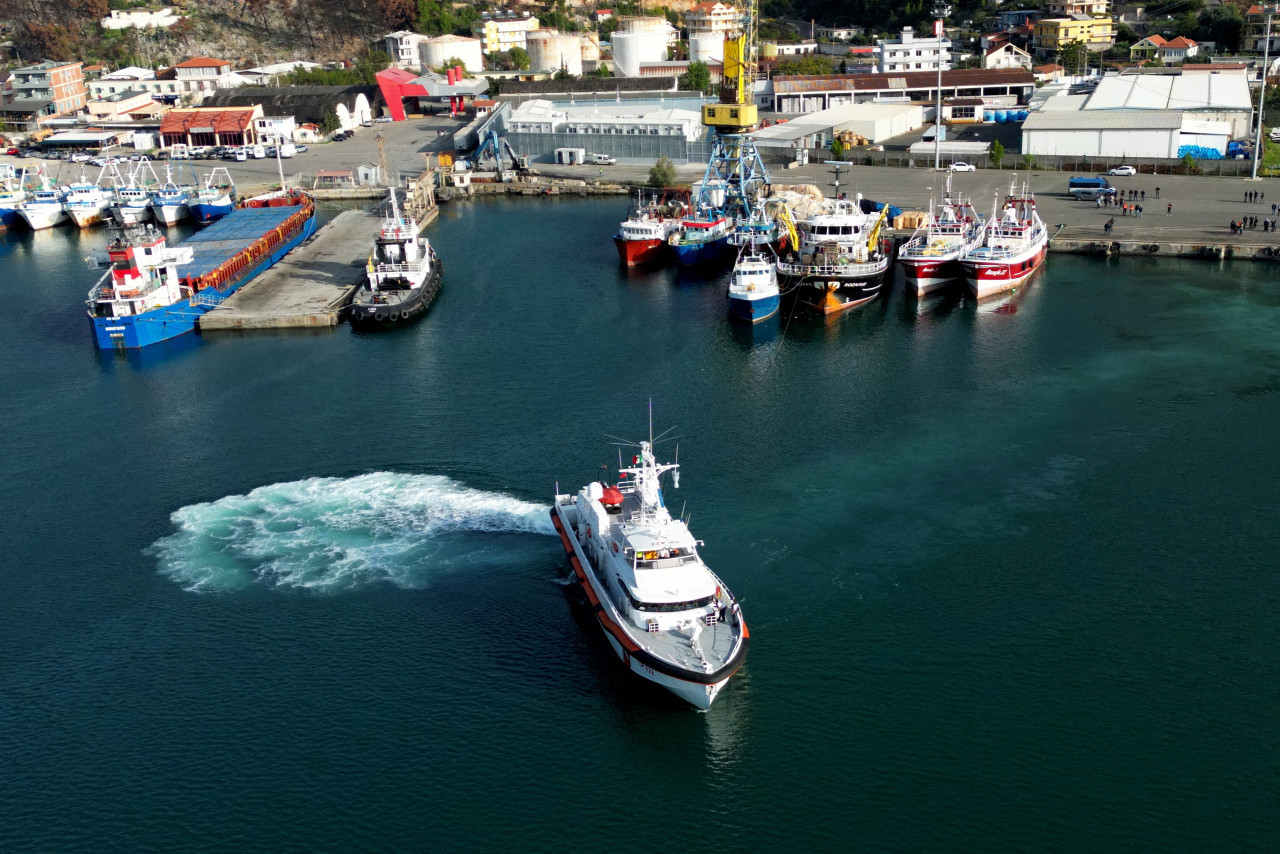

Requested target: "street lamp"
[{"left": 1252, "top": 4, "right": 1280, "bottom": 181}]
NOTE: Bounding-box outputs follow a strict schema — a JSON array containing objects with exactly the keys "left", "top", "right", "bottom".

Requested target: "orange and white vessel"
[
  {"left": 551, "top": 429, "right": 748, "bottom": 709},
  {"left": 960, "top": 181, "right": 1048, "bottom": 299},
  {"left": 898, "top": 176, "right": 985, "bottom": 297}
]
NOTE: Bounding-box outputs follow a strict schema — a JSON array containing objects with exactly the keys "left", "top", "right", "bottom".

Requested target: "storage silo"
[
  {"left": 421, "top": 35, "right": 485, "bottom": 73},
  {"left": 690, "top": 33, "right": 724, "bottom": 64},
  {"left": 527, "top": 29, "right": 583, "bottom": 76},
  {"left": 612, "top": 30, "right": 668, "bottom": 77}
]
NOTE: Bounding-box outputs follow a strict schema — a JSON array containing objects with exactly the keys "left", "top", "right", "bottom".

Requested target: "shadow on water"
[
  {"left": 726, "top": 313, "right": 780, "bottom": 350},
  {"left": 93, "top": 329, "right": 203, "bottom": 371}
]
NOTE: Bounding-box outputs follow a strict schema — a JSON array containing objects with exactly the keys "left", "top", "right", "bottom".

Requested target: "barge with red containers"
[{"left": 86, "top": 190, "right": 316, "bottom": 349}]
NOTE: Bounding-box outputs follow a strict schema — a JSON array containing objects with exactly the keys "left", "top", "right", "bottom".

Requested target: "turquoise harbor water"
[{"left": 1, "top": 198, "right": 1278, "bottom": 850}]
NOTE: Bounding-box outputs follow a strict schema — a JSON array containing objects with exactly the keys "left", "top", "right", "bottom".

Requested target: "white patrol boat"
[{"left": 552, "top": 437, "right": 749, "bottom": 709}]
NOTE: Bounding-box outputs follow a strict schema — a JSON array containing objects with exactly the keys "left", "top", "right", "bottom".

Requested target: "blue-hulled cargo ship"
[{"left": 86, "top": 191, "right": 316, "bottom": 349}]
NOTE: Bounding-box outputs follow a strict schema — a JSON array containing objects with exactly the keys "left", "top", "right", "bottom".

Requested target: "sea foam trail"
[{"left": 148, "top": 473, "right": 556, "bottom": 593}]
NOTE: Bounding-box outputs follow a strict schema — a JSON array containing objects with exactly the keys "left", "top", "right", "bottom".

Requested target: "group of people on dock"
[{"left": 1231, "top": 216, "right": 1276, "bottom": 234}]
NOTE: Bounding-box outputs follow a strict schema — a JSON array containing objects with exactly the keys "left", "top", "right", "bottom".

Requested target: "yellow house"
[{"left": 1032, "top": 16, "right": 1115, "bottom": 54}]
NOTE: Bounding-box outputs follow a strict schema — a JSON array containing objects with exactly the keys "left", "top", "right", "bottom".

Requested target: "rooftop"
[
  {"left": 1023, "top": 109, "right": 1184, "bottom": 131},
  {"left": 772, "top": 68, "right": 1033, "bottom": 95},
  {"left": 1084, "top": 72, "right": 1251, "bottom": 111},
  {"left": 174, "top": 57, "right": 232, "bottom": 69}
]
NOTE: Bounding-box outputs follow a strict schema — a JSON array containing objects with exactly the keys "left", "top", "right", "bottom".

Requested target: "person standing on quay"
[
  {"left": 1155, "top": 186, "right": 1161, "bottom": 198},
  {"left": 1167, "top": 203, "right": 1173, "bottom": 215}
]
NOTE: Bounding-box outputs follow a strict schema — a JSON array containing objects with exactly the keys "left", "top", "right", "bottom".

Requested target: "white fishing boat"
[
  {"left": 17, "top": 174, "right": 69, "bottom": 231},
  {"left": 960, "top": 180, "right": 1048, "bottom": 300},
  {"left": 727, "top": 234, "right": 781, "bottom": 323},
  {"left": 152, "top": 166, "right": 192, "bottom": 226},
  {"left": 110, "top": 163, "right": 157, "bottom": 226},
  {"left": 897, "top": 174, "right": 985, "bottom": 297},
  {"left": 0, "top": 165, "right": 31, "bottom": 230},
  {"left": 63, "top": 169, "right": 113, "bottom": 229},
  {"left": 189, "top": 167, "right": 236, "bottom": 224},
  {"left": 551, "top": 427, "right": 749, "bottom": 709}
]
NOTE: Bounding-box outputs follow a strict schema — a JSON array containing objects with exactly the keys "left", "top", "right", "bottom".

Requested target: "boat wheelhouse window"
[{"left": 624, "top": 590, "right": 716, "bottom": 613}]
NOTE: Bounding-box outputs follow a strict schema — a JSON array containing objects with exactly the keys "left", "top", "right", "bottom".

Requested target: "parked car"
[
  {"left": 949, "top": 161, "right": 976, "bottom": 172},
  {"left": 5, "top": 147, "right": 17, "bottom": 156},
  {"left": 361, "top": 120, "right": 372, "bottom": 127},
  {"left": 589, "top": 153, "right": 616, "bottom": 165},
  {"left": 1107, "top": 165, "right": 1137, "bottom": 176},
  {"left": 373, "top": 115, "right": 392, "bottom": 123},
  {"left": 294, "top": 144, "right": 309, "bottom": 153}
]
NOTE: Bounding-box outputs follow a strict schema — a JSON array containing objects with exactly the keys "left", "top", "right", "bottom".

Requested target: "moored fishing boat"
[
  {"left": 111, "top": 171, "right": 154, "bottom": 226},
  {"left": 17, "top": 175, "right": 69, "bottom": 231},
  {"left": 152, "top": 167, "right": 192, "bottom": 226},
  {"left": 189, "top": 168, "right": 236, "bottom": 224},
  {"left": 668, "top": 213, "right": 733, "bottom": 266},
  {"left": 63, "top": 171, "right": 113, "bottom": 229},
  {"left": 776, "top": 195, "right": 890, "bottom": 315},
  {"left": 614, "top": 190, "right": 682, "bottom": 266},
  {"left": 347, "top": 189, "right": 442, "bottom": 329},
  {"left": 898, "top": 180, "right": 985, "bottom": 297},
  {"left": 551, "top": 431, "right": 749, "bottom": 709},
  {"left": 0, "top": 166, "right": 31, "bottom": 230},
  {"left": 86, "top": 190, "right": 316, "bottom": 349},
  {"left": 960, "top": 182, "right": 1048, "bottom": 300},
  {"left": 727, "top": 233, "right": 780, "bottom": 323}
]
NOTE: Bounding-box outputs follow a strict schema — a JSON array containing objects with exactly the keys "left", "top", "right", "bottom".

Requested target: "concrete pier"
[{"left": 200, "top": 209, "right": 375, "bottom": 331}]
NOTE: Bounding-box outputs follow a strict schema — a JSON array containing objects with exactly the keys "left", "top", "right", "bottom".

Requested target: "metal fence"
[{"left": 810, "top": 148, "right": 1270, "bottom": 176}]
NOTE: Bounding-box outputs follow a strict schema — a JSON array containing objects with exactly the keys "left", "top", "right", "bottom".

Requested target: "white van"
[
  {"left": 279, "top": 143, "right": 297, "bottom": 158},
  {"left": 589, "top": 153, "right": 616, "bottom": 165},
  {"left": 233, "top": 148, "right": 249, "bottom": 161},
  {"left": 251, "top": 145, "right": 266, "bottom": 159}
]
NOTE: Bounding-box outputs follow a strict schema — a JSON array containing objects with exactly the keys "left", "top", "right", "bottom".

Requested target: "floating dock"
[{"left": 199, "top": 209, "right": 375, "bottom": 330}]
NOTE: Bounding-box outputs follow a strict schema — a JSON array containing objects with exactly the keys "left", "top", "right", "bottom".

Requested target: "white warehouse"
[
  {"left": 1022, "top": 110, "right": 1231, "bottom": 158},
  {"left": 753, "top": 103, "right": 924, "bottom": 149},
  {"left": 508, "top": 99, "right": 704, "bottom": 141}
]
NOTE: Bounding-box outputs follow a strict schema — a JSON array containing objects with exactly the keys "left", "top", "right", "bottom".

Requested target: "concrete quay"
[{"left": 199, "top": 209, "right": 375, "bottom": 331}]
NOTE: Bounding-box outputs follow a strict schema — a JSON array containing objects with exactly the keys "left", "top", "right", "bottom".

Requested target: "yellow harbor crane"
[{"left": 700, "top": 0, "right": 759, "bottom": 135}]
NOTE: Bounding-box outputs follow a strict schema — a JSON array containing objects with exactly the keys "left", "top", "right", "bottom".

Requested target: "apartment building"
[
  {"left": 8, "top": 60, "right": 87, "bottom": 116},
  {"left": 471, "top": 14, "right": 540, "bottom": 55},
  {"left": 875, "top": 27, "right": 952, "bottom": 73}
]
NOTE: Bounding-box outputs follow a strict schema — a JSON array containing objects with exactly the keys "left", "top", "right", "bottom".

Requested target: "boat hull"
[
  {"left": 347, "top": 263, "right": 443, "bottom": 329},
  {"left": 900, "top": 256, "right": 962, "bottom": 296},
  {"left": 19, "top": 206, "right": 68, "bottom": 230},
  {"left": 113, "top": 206, "right": 152, "bottom": 227},
  {"left": 781, "top": 266, "right": 887, "bottom": 315},
  {"left": 189, "top": 199, "right": 233, "bottom": 224},
  {"left": 728, "top": 292, "right": 780, "bottom": 323},
  {"left": 90, "top": 203, "right": 316, "bottom": 349},
  {"left": 614, "top": 236, "right": 666, "bottom": 266},
  {"left": 0, "top": 208, "right": 22, "bottom": 229},
  {"left": 962, "top": 243, "right": 1047, "bottom": 299},
  {"left": 154, "top": 203, "right": 189, "bottom": 226},
  {"left": 670, "top": 234, "right": 731, "bottom": 266},
  {"left": 550, "top": 506, "right": 748, "bottom": 710}
]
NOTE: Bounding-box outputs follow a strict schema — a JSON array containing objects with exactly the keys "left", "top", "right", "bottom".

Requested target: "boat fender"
[
  {"left": 375, "top": 311, "right": 387, "bottom": 322},
  {"left": 612, "top": 542, "right": 619, "bottom": 554},
  {"left": 1110, "top": 242, "right": 1121, "bottom": 252}
]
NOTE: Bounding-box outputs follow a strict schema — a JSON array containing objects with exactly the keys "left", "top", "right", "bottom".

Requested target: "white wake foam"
[{"left": 149, "top": 472, "right": 555, "bottom": 592}]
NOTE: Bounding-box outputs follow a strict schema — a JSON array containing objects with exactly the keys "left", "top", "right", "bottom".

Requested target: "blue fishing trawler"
[{"left": 86, "top": 191, "right": 316, "bottom": 349}]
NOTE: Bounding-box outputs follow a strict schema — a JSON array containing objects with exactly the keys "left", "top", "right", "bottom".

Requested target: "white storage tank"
[
  {"left": 527, "top": 30, "right": 584, "bottom": 76},
  {"left": 690, "top": 33, "right": 724, "bottom": 64},
  {"left": 421, "top": 35, "right": 485, "bottom": 73},
  {"left": 612, "top": 30, "right": 668, "bottom": 77}
]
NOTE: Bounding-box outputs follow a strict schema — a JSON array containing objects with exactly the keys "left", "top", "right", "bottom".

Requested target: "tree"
[
  {"left": 774, "top": 55, "right": 835, "bottom": 76},
  {"left": 1058, "top": 40, "right": 1088, "bottom": 77},
  {"left": 830, "top": 136, "right": 845, "bottom": 160},
  {"left": 990, "top": 139, "right": 1005, "bottom": 170},
  {"left": 648, "top": 156, "right": 677, "bottom": 188},
  {"left": 509, "top": 46, "right": 531, "bottom": 70},
  {"left": 679, "top": 60, "right": 712, "bottom": 93},
  {"left": 1197, "top": 5, "right": 1244, "bottom": 52},
  {"left": 435, "top": 57, "right": 468, "bottom": 74},
  {"left": 321, "top": 107, "right": 341, "bottom": 134}
]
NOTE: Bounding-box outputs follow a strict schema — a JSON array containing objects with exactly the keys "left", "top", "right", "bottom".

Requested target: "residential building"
[
  {"left": 87, "top": 90, "right": 166, "bottom": 121},
  {"left": 158, "top": 105, "right": 262, "bottom": 148},
  {"left": 684, "top": 2, "right": 740, "bottom": 38},
  {"left": 594, "top": 9, "right": 614, "bottom": 22},
  {"left": 254, "top": 115, "right": 296, "bottom": 144},
  {"left": 385, "top": 31, "right": 428, "bottom": 69},
  {"left": 10, "top": 60, "right": 87, "bottom": 115},
  {"left": 471, "top": 14, "right": 540, "bottom": 55},
  {"left": 775, "top": 42, "right": 818, "bottom": 56},
  {"left": 770, "top": 68, "right": 1033, "bottom": 113},
  {"left": 875, "top": 27, "right": 951, "bottom": 74},
  {"left": 1129, "top": 35, "right": 1165, "bottom": 62},
  {"left": 101, "top": 7, "right": 185, "bottom": 30},
  {"left": 89, "top": 66, "right": 156, "bottom": 99},
  {"left": 996, "top": 10, "right": 1040, "bottom": 30},
  {"left": 985, "top": 42, "right": 1032, "bottom": 70},
  {"left": 1034, "top": 63, "right": 1065, "bottom": 83},
  {"left": 1031, "top": 15, "right": 1115, "bottom": 54},
  {"left": 1158, "top": 36, "right": 1198, "bottom": 64},
  {"left": 1045, "top": 1, "right": 1108, "bottom": 15},
  {"left": 816, "top": 25, "right": 864, "bottom": 41}
]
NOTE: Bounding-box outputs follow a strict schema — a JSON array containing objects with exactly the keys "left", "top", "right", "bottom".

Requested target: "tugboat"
[
  {"left": 189, "top": 168, "right": 236, "bottom": 224},
  {"left": 551, "top": 430, "right": 749, "bottom": 709},
  {"left": 17, "top": 174, "right": 69, "bottom": 230},
  {"left": 727, "top": 235, "right": 781, "bottom": 323},
  {"left": 960, "top": 181, "right": 1048, "bottom": 299},
  {"left": 613, "top": 190, "right": 681, "bottom": 266},
  {"left": 897, "top": 175, "right": 985, "bottom": 297},
  {"left": 347, "top": 189, "right": 442, "bottom": 328},
  {"left": 776, "top": 195, "right": 890, "bottom": 315}
]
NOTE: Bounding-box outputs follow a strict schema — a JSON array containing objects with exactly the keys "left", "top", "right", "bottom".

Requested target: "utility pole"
[
  {"left": 1252, "top": 6, "right": 1278, "bottom": 180},
  {"left": 933, "top": 4, "right": 948, "bottom": 171}
]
